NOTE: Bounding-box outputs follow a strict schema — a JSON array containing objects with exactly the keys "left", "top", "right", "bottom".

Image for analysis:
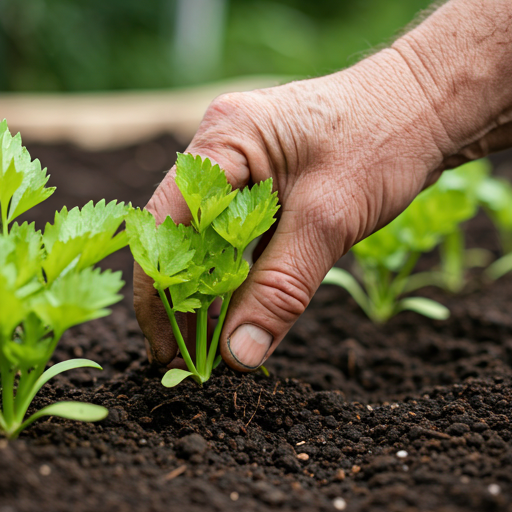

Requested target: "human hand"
[{"left": 134, "top": 0, "right": 512, "bottom": 372}]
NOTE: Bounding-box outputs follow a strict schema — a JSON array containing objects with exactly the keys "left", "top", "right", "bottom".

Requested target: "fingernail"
[{"left": 227, "top": 324, "right": 273, "bottom": 369}]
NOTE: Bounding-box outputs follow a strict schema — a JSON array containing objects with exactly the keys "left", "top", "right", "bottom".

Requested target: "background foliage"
[{"left": 0, "top": 0, "right": 432, "bottom": 92}]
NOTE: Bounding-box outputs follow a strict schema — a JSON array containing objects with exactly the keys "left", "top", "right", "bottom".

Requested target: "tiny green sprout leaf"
[
  {"left": 259, "top": 365, "right": 270, "bottom": 377},
  {"left": 212, "top": 354, "right": 223, "bottom": 369},
  {"left": 34, "top": 359, "right": 103, "bottom": 397},
  {"left": 322, "top": 267, "right": 371, "bottom": 316},
  {"left": 161, "top": 368, "right": 194, "bottom": 387},
  {"left": 397, "top": 297, "right": 450, "bottom": 320},
  {"left": 213, "top": 178, "right": 279, "bottom": 252},
  {"left": 486, "top": 253, "right": 512, "bottom": 281},
  {"left": 22, "top": 402, "right": 108, "bottom": 429},
  {"left": 14, "top": 359, "right": 104, "bottom": 426},
  {"left": 175, "top": 153, "right": 237, "bottom": 233}
]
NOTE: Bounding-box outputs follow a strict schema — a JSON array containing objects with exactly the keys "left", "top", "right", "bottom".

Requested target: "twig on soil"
[
  {"left": 245, "top": 391, "right": 262, "bottom": 428},
  {"left": 272, "top": 382, "right": 280, "bottom": 395},
  {"left": 163, "top": 465, "right": 187, "bottom": 481}
]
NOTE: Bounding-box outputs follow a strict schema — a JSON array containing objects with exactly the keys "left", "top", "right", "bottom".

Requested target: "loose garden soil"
[{"left": 1, "top": 138, "right": 512, "bottom": 512}]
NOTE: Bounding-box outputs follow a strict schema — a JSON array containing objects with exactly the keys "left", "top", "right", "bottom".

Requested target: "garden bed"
[{"left": 1, "top": 138, "right": 512, "bottom": 512}]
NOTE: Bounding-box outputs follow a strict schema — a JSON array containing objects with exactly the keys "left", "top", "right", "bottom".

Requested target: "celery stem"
[
  {"left": 196, "top": 305, "right": 208, "bottom": 377},
  {"left": 206, "top": 291, "right": 232, "bottom": 377},
  {"left": 157, "top": 288, "right": 198, "bottom": 376},
  {"left": 0, "top": 358, "right": 15, "bottom": 428}
]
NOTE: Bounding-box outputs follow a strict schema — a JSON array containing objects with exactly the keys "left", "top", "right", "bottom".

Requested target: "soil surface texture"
[{"left": 1, "top": 139, "right": 512, "bottom": 512}]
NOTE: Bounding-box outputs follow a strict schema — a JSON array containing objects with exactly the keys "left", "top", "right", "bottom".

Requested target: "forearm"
[{"left": 392, "top": 0, "right": 512, "bottom": 156}]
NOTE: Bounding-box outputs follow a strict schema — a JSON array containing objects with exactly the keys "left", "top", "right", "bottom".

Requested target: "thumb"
[{"left": 219, "top": 206, "right": 339, "bottom": 371}]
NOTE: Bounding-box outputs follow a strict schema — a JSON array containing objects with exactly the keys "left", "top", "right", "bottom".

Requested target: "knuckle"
[
  {"left": 251, "top": 268, "right": 311, "bottom": 324},
  {"left": 206, "top": 92, "right": 248, "bottom": 120}
]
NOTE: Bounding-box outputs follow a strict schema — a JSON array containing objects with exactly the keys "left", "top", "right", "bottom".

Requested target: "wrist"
[{"left": 390, "top": 0, "right": 512, "bottom": 158}]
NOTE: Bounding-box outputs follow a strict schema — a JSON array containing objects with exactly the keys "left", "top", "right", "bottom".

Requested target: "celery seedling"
[
  {"left": 323, "top": 164, "right": 481, "bottom": 323},
  {"left": 479, "top": 175, "right": 512, "bottom": 280},
  {"left": 0, "top": 119, "right": 129, "bottom": 439},
  {"left": 127, "top": 153, "right": 279, "bottom": 387}
]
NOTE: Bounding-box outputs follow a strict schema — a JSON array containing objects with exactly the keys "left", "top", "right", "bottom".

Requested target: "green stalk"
[
  {"left": 392, "top": 251, "right": 420, "bottom": 297},
  {"left": 196, "top": 305, "right": 208, "bottom": 377},
  {"left": 0, "top": 410, "right": 7, "bottom": 432},
  {"left": 0, "top": 358, "right": 15, "bottom": 428},
  {"left": 13, "top": 364, "right": 44, "bottom": 424},
  {"left": 1, "top": 203, "right": 7, "bottom": 236},
  {"left": 157, "top": 288, "right": 198, "bottom": 378},
  {"left": 206, "top": 291, "right": 233, "bottom": 377},
  {"left": 440, "top": 228, "right": 464, "bottom": 293}
]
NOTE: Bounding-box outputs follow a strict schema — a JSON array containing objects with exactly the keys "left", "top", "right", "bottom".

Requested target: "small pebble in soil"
[
  {"left": 460, "top": 476, "right": 470, "bottom": 484},
  {"left": 396, "top": 450, "right": 408, "bottom": 458},
  {"left": 367, "top": 405, "right": 373, "bottom": 411},
  {"left": 39, "top": 464, "right": 51, "bottom": 476},
  {"left": 297, "top": 453, "right": 309, "bottom": 461},
  {"left": 390, "top": 403, "right": 399, "bottom": 409},
  {"left": 333, "top": 497, "right": 347, "bottom": 511},
  {"left": 402, "top": 465, "right": 409, "bottom": 471},
  {"left": 230, "top": 492, "right": 239, "bottom": 501},
  {"left": 296, "top": 441, "right": 306, "bottom": 446},
  {"left": 488, "top": 484, "right": 501, "bottom": 496},
  {"left": 335, "top": 469, "right": 346, "bottom": 481}
]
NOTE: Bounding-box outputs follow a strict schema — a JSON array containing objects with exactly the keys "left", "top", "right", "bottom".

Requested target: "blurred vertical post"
[{"left": 172, "top": 0, "right": 228, "bottom": 85}]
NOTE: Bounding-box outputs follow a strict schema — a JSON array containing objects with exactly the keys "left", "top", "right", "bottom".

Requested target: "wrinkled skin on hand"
[{"left": 134, "top": 0, "right": 512, "bottom": 372}]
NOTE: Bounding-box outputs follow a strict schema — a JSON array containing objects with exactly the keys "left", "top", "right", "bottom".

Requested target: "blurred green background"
[{"left": 0, "top": 0, "right": 432, "bottom": 93}]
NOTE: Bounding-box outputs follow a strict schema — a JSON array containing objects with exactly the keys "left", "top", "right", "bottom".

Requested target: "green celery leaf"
[
  {"left": 198, "top": 245, "right": 250, "bottom": 296},
  {"left": 23, "top": 401, "right": 108, "bottom": 425},
  {"left": 398, "top": 186, "right": 475, "bottom": 252},
  {"left": 161, "top": 368, "right": 193, "bottom": 387},
  {"left": 352, "top": 223, "right": 408, "bottom": 271},
  {"left": 175, "top": 153, "right": 238, "bottom": 233},
  {"left": 0, "top": 160, "right": 23, "bottom": 229},
  {"left": 2, "top": 312, "right": 51, "bottom": 369},
  {"left": 168, "top": 264, "right": 204, "bottom": 313},
  {"left": 32, "top": 359, "right": 102, "bottom": 399},
  {"left": 8, "top": 222, "right": 43, "bottom": 288},
  {"left": 31, "top": 267, "right": 124, "bottom": 335},
  {"left": 398, "top": 297, "right": 450, "bottom": 320},
  {"left": 43, "top": 200, "right": 130, "bottom": 282},
  {"left": 126, "top": 208, "right": 196, "bottom": 289},
  {"left": 0, "top": 272, "right": 25, "bottom": 341},
  {"left": 213, "top": 178, "right": 279, "bottom": 252},
  {"left": 0, "top": 120, "right": 55, "bottom": 224},
  {"left": 322, "top": 267, "right": 371, "bottom": 315},
  {"left": 486, "top": 253, "right": 512, "bottom": 280}
]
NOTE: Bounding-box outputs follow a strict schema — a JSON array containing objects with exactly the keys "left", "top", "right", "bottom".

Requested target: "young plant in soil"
[
  {"left": 403, "top": 160, "right": 492, "bottom": 294},
  {"left": 0, "top": 120, "right": 129, "bottom": 439},
  {"left": 126, "top": 153, "right": 279, "bottom": 387},
  {"left": 479, "top": 173, "right": 512, "bottom": 280},
  {"left": 323, "top": 163, "right": 483, "bottom": 323}
]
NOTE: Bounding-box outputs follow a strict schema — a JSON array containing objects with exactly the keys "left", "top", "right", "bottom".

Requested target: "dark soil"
[{"left": 1, "top": 139, "right": 512, "bottom": 512}]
